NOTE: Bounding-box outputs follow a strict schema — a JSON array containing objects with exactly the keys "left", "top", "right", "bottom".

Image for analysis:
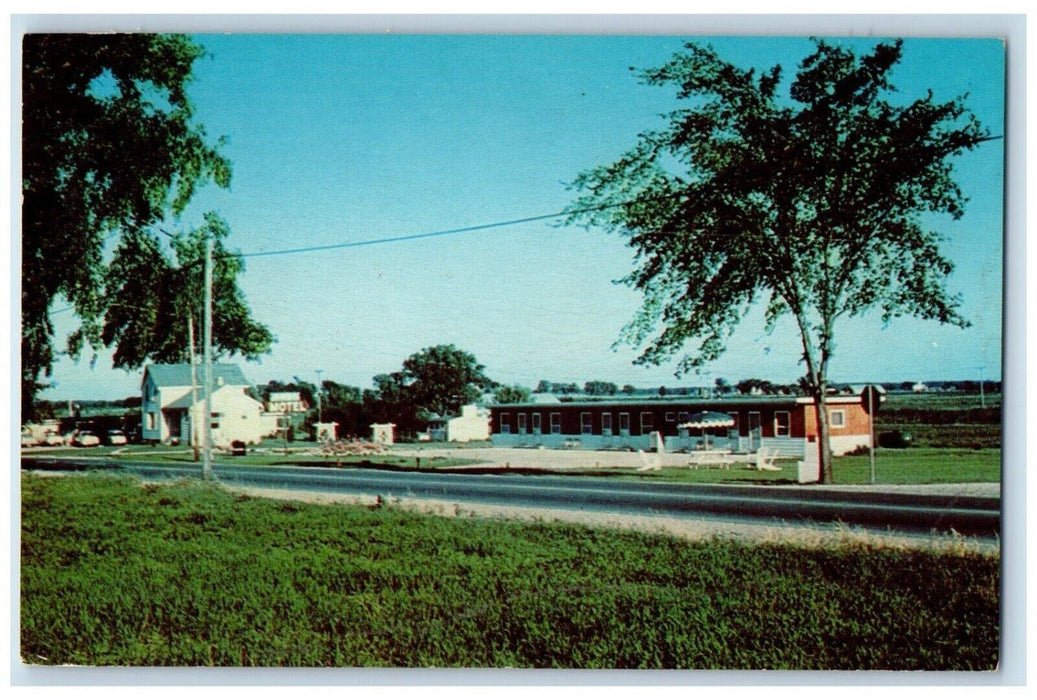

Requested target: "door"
[{"left": 748, "top": 411, "right": 762, "bottom": 452}]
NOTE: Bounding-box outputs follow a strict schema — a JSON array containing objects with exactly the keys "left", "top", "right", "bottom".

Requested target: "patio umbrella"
[{"left": 678, "top": 411, "right": 735, "bottom": 449}]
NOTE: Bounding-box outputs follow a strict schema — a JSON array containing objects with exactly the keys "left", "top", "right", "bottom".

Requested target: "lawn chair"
[
  {"left": 755, "top": 448, "right": 782, "bottom": 471},
  {"left": 637, "top": 449, "right": 662, "bottom": 471}
]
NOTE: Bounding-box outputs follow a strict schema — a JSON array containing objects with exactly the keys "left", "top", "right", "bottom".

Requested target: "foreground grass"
[{"left": 21, "top": 473, "right": 998, "bottom": 669}]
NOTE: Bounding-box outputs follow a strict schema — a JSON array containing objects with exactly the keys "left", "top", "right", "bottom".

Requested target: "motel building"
[{"left": 489, "top": 392, "right": 880, "bottom": 458}]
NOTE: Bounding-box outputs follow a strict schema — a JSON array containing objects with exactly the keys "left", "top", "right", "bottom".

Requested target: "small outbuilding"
[{"left": 370, "top": 423, "right": 396, "bottom": 445}]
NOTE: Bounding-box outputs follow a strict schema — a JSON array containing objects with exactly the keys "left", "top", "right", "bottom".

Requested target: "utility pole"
[
  {"left": 189, "top": 316, "right": 200, "bottom": 462},
  {"left": 868, "top": 385, "right": 876, "bottom": 485},
  {"left": 316, "top": 369, "right": 324, "bottom": 424},
  {"left": 202, "top": 234, "right": 214, "bottom": 480}
]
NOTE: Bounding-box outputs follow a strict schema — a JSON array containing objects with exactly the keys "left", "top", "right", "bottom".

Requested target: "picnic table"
[{"left": 688, "top": 451, "right": 736, "bottom": 470}]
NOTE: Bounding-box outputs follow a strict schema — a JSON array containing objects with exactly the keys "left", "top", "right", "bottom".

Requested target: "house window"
[
  {"left": 581, "top": 412, "right": 593, "bottom": 435},
  {"left": 774, "top": 411, "right": 790, "bottom": 437},
  {"left": 641, "top": 412, "right": 654, "bottom": 434},
  {"left": 517, "top": 413, "right": 527, "bottom": 435},
  {"left": 677, "top": 411, "right": 689, "bottom": 423},
  {"left": 619, "top": 412, "right": 630, "bottom": 435},
  {"left": 147, "top": 412, "right": 157, "bottom": 430},
  {"left": 532, "top": 413, "right": 542, "bottom": 434},
  {"left": 601, "top": 413, "right": 612, "bottom": 436},
  {"left": 665, "top": 412, "right": 676, "bottom": 422},
  {"left": 500, "top": 413, "right": 511, "bottom": 434},
  {"left": 211, "top": 412, "right": 222, "bottom": 430},
  {"left": 550, "top": 413, "right": 562, "bottom": 434},
  {"left": 830, "top": 409, "right": 846, "bottom": 428}
]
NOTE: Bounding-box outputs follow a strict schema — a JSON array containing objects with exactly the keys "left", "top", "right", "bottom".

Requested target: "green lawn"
[
  {"left": 20, "top": 473, "right": 998, "bottom": 669},
  {"left": 589, "top": 448, "right": 999, "bottom": 486},
  {"left": 832, "top": 448, "right": 1001, "bottom": 484}
]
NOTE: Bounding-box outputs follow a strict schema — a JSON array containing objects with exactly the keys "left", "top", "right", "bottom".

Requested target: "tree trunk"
[{"left": 814, "top": 389, "right": 834, "bottom": 484}]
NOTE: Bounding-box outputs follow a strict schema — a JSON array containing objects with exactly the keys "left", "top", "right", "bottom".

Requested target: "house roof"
[{"left": 144, "top": 363, "right": 250, "bottom": 388}]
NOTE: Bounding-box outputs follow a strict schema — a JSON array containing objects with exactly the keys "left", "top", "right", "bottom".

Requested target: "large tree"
[
  {"left": 400, "top": 344, "right": 492, "bottom": 418},
  {"left": 21, "top": 34, "right": 263, "bottom": 419},
  {"left": 566, "top": 39, "right": 989, "bottom": 483}
]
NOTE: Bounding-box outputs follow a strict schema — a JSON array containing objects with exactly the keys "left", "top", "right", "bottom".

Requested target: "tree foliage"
[
  {"left": 99, "top": 213, "right": 273, "bottom": 369},
  {"left": 21, "top": 34, "right": 266, "bottom": 419},
  {"left": 400, "top": 344, "right": 492, "bottom": 418},
  {"left": 494, "top": 384, "right": 533, "bottom": 404},
  {"left": 584, "top": 380, "right": 619, "bottom": 396},
  {"left": 566, "top": 39, "right": 989, "bottom": 482}
]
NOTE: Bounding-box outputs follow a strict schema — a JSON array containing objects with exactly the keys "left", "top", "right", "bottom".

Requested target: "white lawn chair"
[
  {"left": 755, "top": 448, "right": 782, "bottom": 471},
  {"left": 637, "top": 449, "right": 662, "bottom": 471}
]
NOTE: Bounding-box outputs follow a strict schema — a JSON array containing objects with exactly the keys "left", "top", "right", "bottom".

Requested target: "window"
[
  {"left": 211, "top": 411, "right": 222, "bottom": 430},
  {"left": 500, "top": 413, "right": 511, "bottom": 434},
  {"left": 619, "top": 412, "right": 630, "bottom": 435},
  {"left": 641, "top": 412, "right": 654, "bottom": 434},
  {"left": 665, "top": 412, "right": 676, "bottom": 422},
  {"left": 677, "top": 411, "right": 689, "bottom": 423},
  {"left": 830, "top": 410, "right": 846, "bottom": 428},
  {"left": 774, "top": 411, "right": 790, "bottom": 437},
  {"left": 728, "top": 412, "right": 740, "bottom": 436},
  {"left": 601, "top": 413, "right": 612, "bottom": 436},
  {"left": 581, "top": 412, "right": 593, "bottom": 435},
  {"left": 517, "top": 413, "right": 527, "bottom": 435},
  {"left": 147, "top": 412, "right": 157, "bottom": 430},
  {"left": 550, "top": 413, "right": 562, "bottom": 434},
  {"left": 532, "top": 413, "right": 541, "bottom": 434}
]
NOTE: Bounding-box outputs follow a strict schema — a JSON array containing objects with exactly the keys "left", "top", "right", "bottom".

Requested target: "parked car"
[
  {"left": 72, "top": 430, "right": 101, "bottom": 447},
  {"left": 106, "top": 429, "right": 128, "bottom": 446},
  {"left": 20, "top": 430, "right": 36, "bottom": 448},
  {"left": 44, "top": 431, "right": 68, "bottom": 446}
]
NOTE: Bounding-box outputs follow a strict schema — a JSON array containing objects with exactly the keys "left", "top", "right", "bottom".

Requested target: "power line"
[
  {"left": 44, "top": 197, "right": 651, "bottom": 316},
  {"left": 233, "top": 208, "right": 584, "bottom": 260}
]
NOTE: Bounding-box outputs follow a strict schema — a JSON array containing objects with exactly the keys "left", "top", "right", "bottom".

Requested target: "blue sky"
[{"left": 38, "top": 33, "right": 1006, "bottom": 400}]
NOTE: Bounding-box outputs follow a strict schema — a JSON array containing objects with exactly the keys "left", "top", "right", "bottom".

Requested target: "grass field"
[
  {"left": 20, "top": 473, "right": 999, "bottom": 669},
  {"left": 602, "top": 447, "right": 1000, "bottom": 486},
  {"left": 877, "top": 392, "right": 1001, "bottom": 449}
]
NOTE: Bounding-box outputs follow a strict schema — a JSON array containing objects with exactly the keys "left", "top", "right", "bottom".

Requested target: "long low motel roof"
[{"left": 494, "top": 394, "right": 879, "bottom": 409}]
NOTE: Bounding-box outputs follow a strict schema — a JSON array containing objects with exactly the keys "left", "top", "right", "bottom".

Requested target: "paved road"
[{"left": 22, "top": 456, "right": 1000, "bottom": 538}]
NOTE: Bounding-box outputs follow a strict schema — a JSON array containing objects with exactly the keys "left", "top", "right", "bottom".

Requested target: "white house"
[{"left": 141, "top": 363, "right": 276, "bottom": 447}]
